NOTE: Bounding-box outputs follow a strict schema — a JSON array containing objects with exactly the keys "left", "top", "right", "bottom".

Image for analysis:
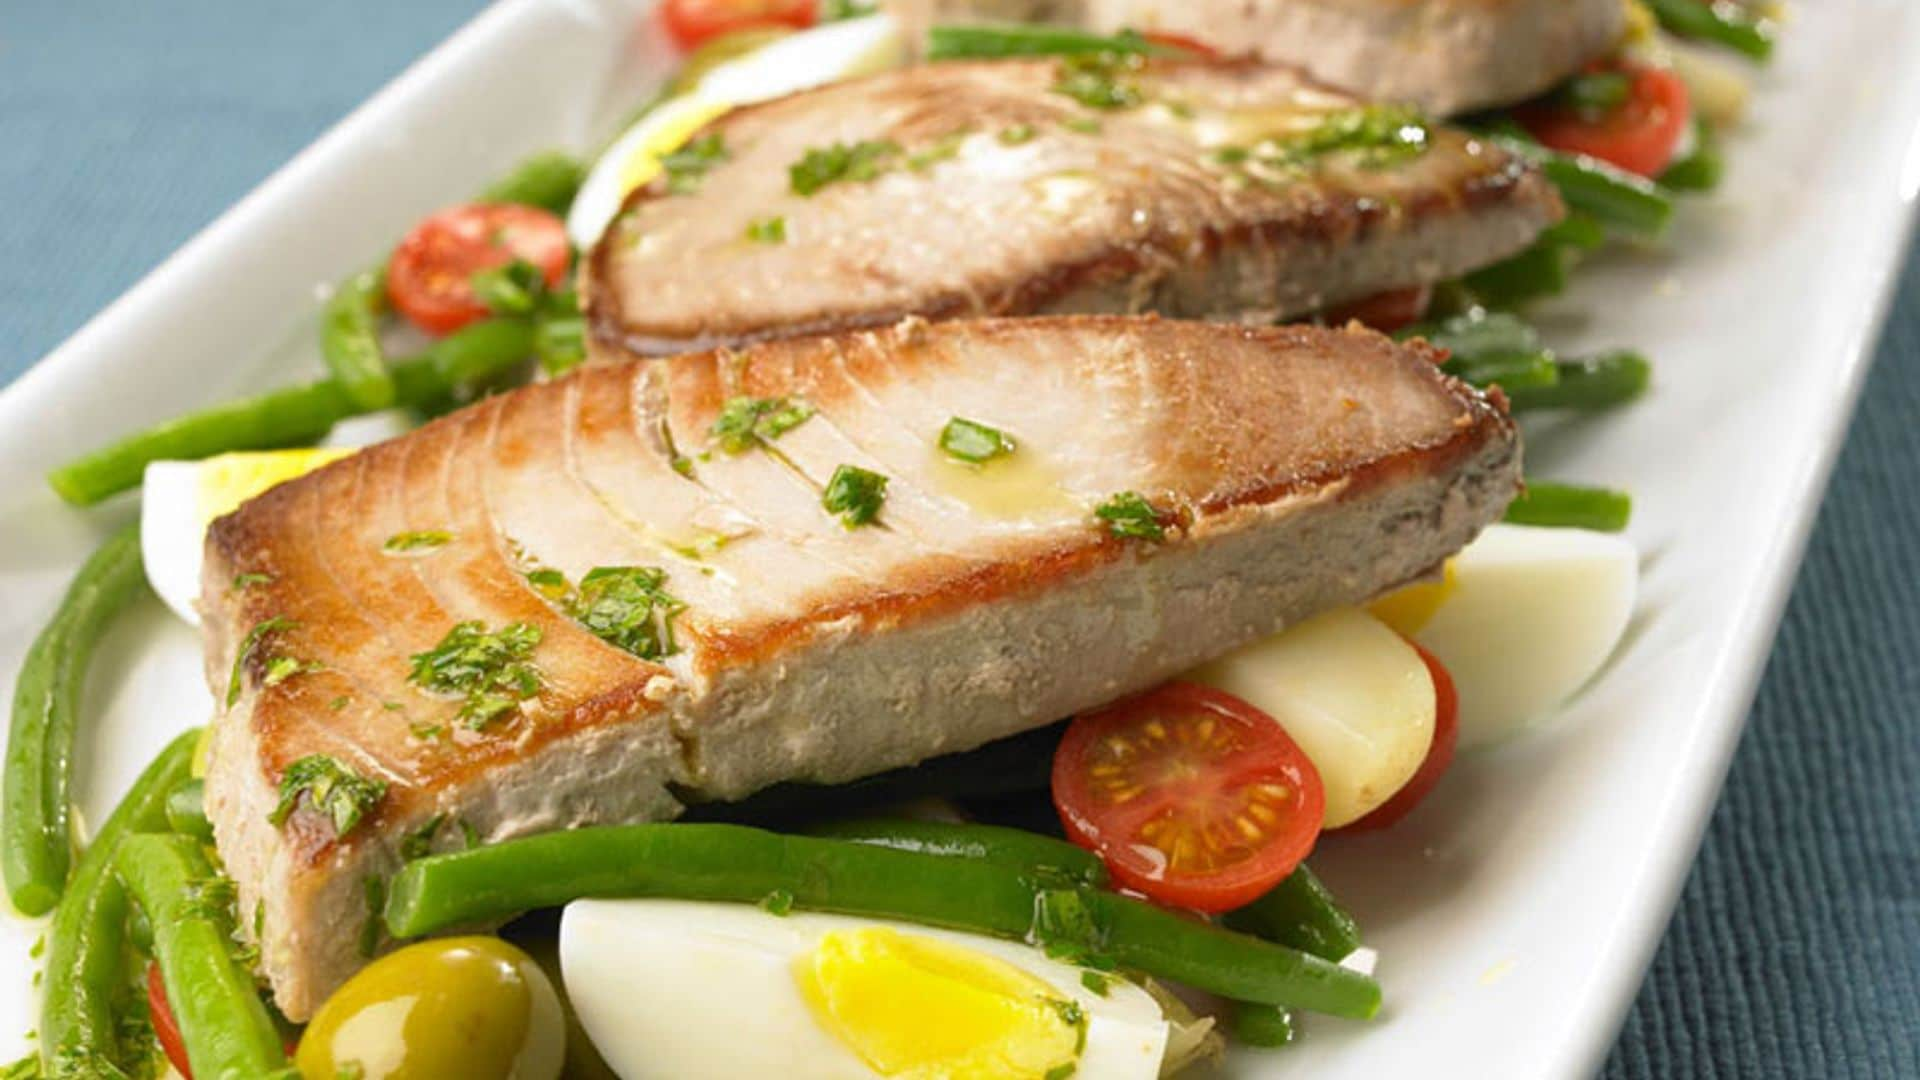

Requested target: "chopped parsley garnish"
[
  {"left": 709, "top": 395, "right": 815, "bottom": 453},
  {"left": 759, "top": 889, "right": 795, "bottom": 916},
  {"left": 745, "top": 216, "right": 787, "bottom": 244},
  {"left": 1061, "top": 116, "right": 1103, "bottom": 134},
  {"left": 468, "top": 258, "right": 545, "bottom": 315},
  {"left": 383, "top": 530, "right": 452, "bottom": 554},
  {"left": 660, "top": 132, "right": 729, "bottom": 194},
  {"left": 408, "top": 620, "right": 544, "bottom": 729},
  {"left": 267, "top": 754, "right": 387, "bottom": 836},
  {"left": 572, "top": 566, "right": 686, "bottom": 659},
  {"left": 822, "top": 465, "right": 888, "bottom": 528},
  {"left": 908, "top": 132, "right": 969, "bottom": 171},
  {"left": 400, "top": 814, "right": 447, "bottom": 860},
  {"left": 459, "top": 818, "right": 482, "bottom": 849},
  {"left": 789, "top": 139, "right": 901, "bottom": 196},
  {"left": 228, "top": 616, "right": 297, "bottom": 707},
  {"left": 939, "top": 417, "right": 1017, "bottom": 464},
  {"left": 178, "top": 872, "right": 238, "bottom": 923},
  {"left": 524, "top": 566, "right": 570, "bottom": 601},
  {"left": 1080, "top": 970, "right": 1112, "bottom": 996},
  {"left": 231, "top": 571, "right": 273, "bottom": 590},
  {"left": 261, "top": 655, "right": 321, "bottom": 688},
  {"left": 1094, "top": 491, "right": 1166, "bottom": 541},
  {"left": 820, "top": 0, "right": 876, "bottom": 18},
  {"left": 1216, "top": 105, "right": 1432, "bottom": 180},
  {"left": 1051, "top": 53, "right": 1145, "bottom": 110}
]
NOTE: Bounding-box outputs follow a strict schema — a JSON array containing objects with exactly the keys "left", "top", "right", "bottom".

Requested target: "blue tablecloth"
[{"left": 3, "top": 5, "right": 1916, "bottom": 1075}]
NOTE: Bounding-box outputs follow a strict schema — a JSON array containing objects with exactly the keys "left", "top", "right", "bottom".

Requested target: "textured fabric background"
[{"left": 2, "top": 4, "right": 1916, "bottom": 1076}]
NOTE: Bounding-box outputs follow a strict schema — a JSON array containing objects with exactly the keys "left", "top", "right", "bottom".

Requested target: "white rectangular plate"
[{"left": 3, "top": 2, "right": 1917, "bottom": 1075}]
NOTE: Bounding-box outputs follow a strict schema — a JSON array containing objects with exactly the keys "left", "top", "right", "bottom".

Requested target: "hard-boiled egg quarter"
[
  {"left": 1376, "top": 523, "right": 1638, "bottom": 749},
  {"left": 560, "top": 899, "right": 1170, "bottom": 1080},
  {"left": 141, "top": 448, "right": 355, "bottom": 625},
  {"left": 1188, "top": 607, "right": 1437, "bottom": 828},
  {"left": 566, "top": 14, "right": 906, "bottom": 250}
]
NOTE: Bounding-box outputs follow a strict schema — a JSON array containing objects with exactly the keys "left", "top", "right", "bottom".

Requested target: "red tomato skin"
[
  {"left": 1341, "top": 638, "right": 1461, "bottom": 833},
  {"left": 1321, "top": 284, "right": 1434, "bottom": 334},
  {"left": 1520, "top": 62, "right": 1692, "bottom": 179},
  {"left": 148, "top": 961, "right": 193, "bottom": 1079},
  {"left": 385, "top": 203, "right": 570, "bottom": 337},
  {"left": 1140, "top": 30, "right": 1221, "bottom": 59},
  {"left": 660, "top": 0, "right": 816, "bottom": 51},
  {"left": 1052, "top": 682, "right": 1326, "bottom": 913}
]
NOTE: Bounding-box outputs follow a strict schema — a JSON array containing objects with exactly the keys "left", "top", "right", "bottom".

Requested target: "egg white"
[{"left": 560, "top": 899, "right": 1170, "bottom": 1080}]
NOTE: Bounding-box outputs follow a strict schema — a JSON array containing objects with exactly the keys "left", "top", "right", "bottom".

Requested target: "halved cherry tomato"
[
  {"left": 1321, "top": 284, "right": 1433, "bottom": 334},
  {"left": 147, "top": 961, "right": 192, "bottom": 1079},
  {"left": 1341, "top": 639, "right": 1459, "bottom": 832},
  {"left": 386, "top": 203, "right": 570, "bottom": 336},
  {"left": 659, "top": 0, "right": 816, "bottom": 52},
  {"left": 1140, "top": 30, "right": 1221, "bottom": 60},
  {"left": 1052, "top": 682, "right": 1325, "bottom": 913},
  {"left": 1518, "top": 62, "right": 1692, "bottom": 179}
]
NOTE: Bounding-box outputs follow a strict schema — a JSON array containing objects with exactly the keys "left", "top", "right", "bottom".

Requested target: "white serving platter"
[{"left": 3, "top": 2, "right": 1918, "bottom": 1075}]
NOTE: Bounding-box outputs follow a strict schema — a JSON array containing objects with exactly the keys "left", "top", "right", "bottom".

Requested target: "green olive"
[{"left": 296, "top": 936, "right": 564, "bottom": 1080}]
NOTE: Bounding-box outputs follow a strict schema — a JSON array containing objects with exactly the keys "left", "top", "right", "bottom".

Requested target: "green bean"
[
  {"left": 384, "top": 823, "right": 1381, "bottom": 1018},
  {"left": 165, "top": 779, "right": 213, "bottom": 842},
  {"left": 1445, "top": 351, "right": 1560, "bottom": 393},
  {"left": 1504, "top": 481, "right": 1633, "bottom": 532},
  {"left": 319, "top": 266, "right": 395, "bottom": 411},
  {"left": 1537, "top": 152, "right": 1674, "bottom": 237},
  {"left": 47, "top": 316, "right": 535, "bottom": 506},
  {"left": 1403, "top": 310, "right": 1539, "bottom": 360},
  {"left": 116, "top": 834, "right": 294, "bottom": 1080},
  {"left": 804, "top": 818, "right": 1108, "bottom": 887},
  {"left": 1660, "top": 120, "right": 1725, "bottom": 192},
  {"left": 39, "top": 729, "right": 197, "bottom": 1076},
  {"left": 479, "top": 150, "right": 587, "bottom": 216},
  {"left": 5, "top": 524, "right": 148, "bottom": 915},
  {"left": 926, "top": 24, "right": 1160, "bottom": 61},
  {"left": 1224, "top": 865, "right": 1361, "bottom": 964},
  {"left": 1505, "top": 351, "right": 1652, "bottom": 411},
  {"left": 1463, "top": 242, "right": 1575, "bottom": 308},
  {"left": 1644, "top": 0, "right": 1774, "bottom": 61},
  {"left": 1231, "top": 1002, "right": 1296, "bottom": 1048}
]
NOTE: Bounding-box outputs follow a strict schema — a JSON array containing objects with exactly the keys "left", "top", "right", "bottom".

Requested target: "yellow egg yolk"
[
  {"left": 794, "top": 928, "right": 1084, "bottom": 1079},
  {"left": 194, "top": 448, "right": 355, "bottom": 523},
  {"left": 618, "top": 99, "right": 734, "bottom": 194},
  {"left": 1368, "top": 560, "right": 1459, "bottom": 636}
]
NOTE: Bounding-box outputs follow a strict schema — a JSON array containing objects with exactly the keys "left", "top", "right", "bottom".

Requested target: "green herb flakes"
[
  {"left": 400, "top": 814, "right": 447, "bottom": 861},
  {"left": 822, "top": 465, "right": 888, "bottom": 527},
  {"left": 998, "top": 123, "right": 1038, "bottom": 146},
  {"left": 1080, "top": 970, "right": 1112, "bottom": 996},
  {"left": 408, "top": 620, "right": 544, "bottom": 729},
  {"left": 939, "top": 417, "right": 1017, "bottom": 464},
  {"left": 759, "top": 889, "right": 796, "bottom": 916},
  {"left": 267, "top": 754, "right": 387, "bottom": 836},
  {"left": 1051, "top": 53, "right": 1144, "bottom": 110},
  {"left": 709, "top": 395, "right": 816, "bottom": 453},
  {"left": 383, "top": 530, "right": 452, "bottom": 554},
  {"left": 261, "top": 655, "right": 321, "bottom": 688},
  {"left": 231, "top": 571, "right": 273, "bottom": 591},
  {"left": 228, "top": 616, "right": 297, "bottom": 707},
  {"left": 789, "top": 139, "right": 901, "bottom": 196},
  {"left": 661, "top": 132, "right": 730, "bottom": 194},
  {"left": 908, "top": 132, "right": 969, "bottom": 171},
  {"left": 1094, "top": 491, "right": 1166, "bottom": 541},
  {"left": 745, "top": 216, "right": 787, "bottom": 244}
]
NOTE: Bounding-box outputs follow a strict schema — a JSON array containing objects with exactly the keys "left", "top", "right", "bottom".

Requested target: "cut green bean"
[
  {"left": 804, "top": 818, "right": 1108, "bottom": 887},
  {"left": 926, "top": 24, "right": 1160, "bottom": 61},
  {"left": 1660, "top": 120, "right": 1725, "bottom": 192},
  {"left": 165, "top": 779, "right": 213, "bottom": 842},
  {"left": 1538, "top": 152, "right": 1674, "bottom": 237},
  {"left": 47, "top": 316, "right": 534, "bottom": 506},
  {"left": 1402, "top": 310, "right": 1539, "bottom": 360},
  {"left": 384, "top": 823, "right": 1380, "bottom": 1018},
  {"left": 1446, "top": 351, "right": 1561, "bottom": 393},
  {"left": 319, "top": 266, "right": 395, "bottom": 410},
  {"left": 1224, "top": 865, "right": 1362, "bottom": 964},
  {"left": 1232, "top": 1002, "right": 1296, "bottom": 1047},
  {"left": 39, "top": 730, "right": 197, "bottom": 1076},
  {"left": 1645, "top": 0, "right": 1774, "bottom": 61},
  {"left": 1505, "top": 351, "right": 1652, "bottom": 411},
  {"left": 5, "top": 524, "right": 148, "bottom": 916},
  {"left": 479, "top": 150, "right": 587, "bottom": 216},
  {"left": 1505, "top": 482, "right": 1633, "bottom": 532},
  {"left": 116, "top": 834, "right": 294, "bottom": 1080}
]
